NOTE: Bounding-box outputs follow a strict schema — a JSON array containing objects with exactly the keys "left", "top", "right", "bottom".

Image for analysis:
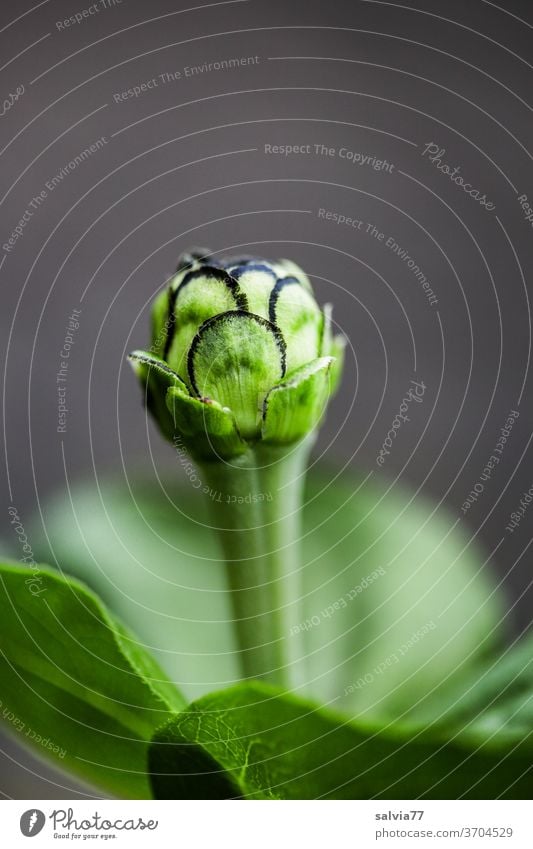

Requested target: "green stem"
[
  {"left": 254, "top": 439, "right": 312, "bottom": 689},
  {"left": 199, "top": 439, "right": 312, "bottom": 688}
]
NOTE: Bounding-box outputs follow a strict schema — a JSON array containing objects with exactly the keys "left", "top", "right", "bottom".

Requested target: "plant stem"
[
  {"left": 199, "top": 439, "right": 312, "bottom": 688},
  {"left": 254, "top": 439, "right": 312, "bottom": 689}
]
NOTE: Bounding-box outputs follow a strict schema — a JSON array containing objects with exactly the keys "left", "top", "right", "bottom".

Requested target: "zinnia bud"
[{"left": 129, "top": 250, "right": 344, "bottom": 460}]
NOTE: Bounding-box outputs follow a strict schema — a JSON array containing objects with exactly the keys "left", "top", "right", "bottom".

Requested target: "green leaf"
[
  {"left": 30, "top": 470, "right": 502, "bottom": 718},
  {"left": 128, "top": 350, "right": 187, "bottom": 389},
  {"left": 319, "top": 303, "right": 346, "bottom": 393},
  {"left": 328, "top": 333, "right": 346, "bottom": 394},
  {"left": 262, "top": 357, "right": 333, "bottom": 444},
  {"left": 299, "top": 474, "right": 503, "bottom": 721},
  {"left": 128, "top": 350, "right": 187, "bottom": 441},
  {"left": 30, "top": 477, "right": 241, "bottom": 703},
  {"left": 410, "top": 633, "right": 533, "bottom": 738},
  {"left": 166, "top": 385, "right": 248, "bottom": 461},
  {"left": 188, "top": 311, "right": 286, "bottom": 439},
  {"left": 0, "top": 562, "right": 185, "bottom": 798},
  {"left": 149, "top": 682, "right": 533, "bottom": 799}
]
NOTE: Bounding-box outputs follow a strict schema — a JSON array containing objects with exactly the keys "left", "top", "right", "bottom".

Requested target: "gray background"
[{"left": 1, "top": 0, "right": 532, "bottom": 798}]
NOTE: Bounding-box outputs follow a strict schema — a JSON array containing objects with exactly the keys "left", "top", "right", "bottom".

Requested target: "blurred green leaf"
[
  {"left": 299, "top": 474, "right": 503, "bottom": 719},
  {"left": 410, "top": 632, "right": 533, "bottom": 739},
  {"left": 32, "top": 476, "right": 240, "bottom": 703},
  {"left": 31, "top": 469, "right": 502, "bottom": 719},
  {"left": 149, "top": 682, "right": 532, "bottom": 799},
  {"left": 0, "top": 562, "right": 184, "bottom": 798},
  {"left": 262, "top": 357, "right": 334, "bottom": 444}
]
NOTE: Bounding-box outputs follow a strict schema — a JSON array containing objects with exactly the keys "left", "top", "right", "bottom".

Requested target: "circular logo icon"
[{"left": 20, "top": 810, "right": 46, "bottom": 837}]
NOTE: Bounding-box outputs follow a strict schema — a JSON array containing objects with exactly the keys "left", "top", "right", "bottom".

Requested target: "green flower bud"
[{"left": 129, "top": 250, "right": 345, "bottom": 460}]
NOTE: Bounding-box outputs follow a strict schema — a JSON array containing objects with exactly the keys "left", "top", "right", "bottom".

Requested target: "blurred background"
[{"left": 0, "top": 0, "right": 532, "bottom": 797}]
